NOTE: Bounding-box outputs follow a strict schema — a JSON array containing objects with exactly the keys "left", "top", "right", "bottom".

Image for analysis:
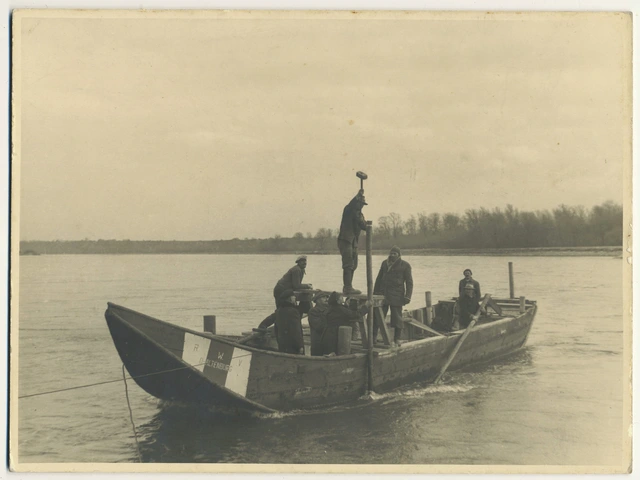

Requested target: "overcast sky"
[{"left": 15, "top": 10, "right": 630, "bottom": 241}]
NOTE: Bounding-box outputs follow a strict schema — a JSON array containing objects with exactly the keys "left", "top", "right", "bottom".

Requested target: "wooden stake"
[
  {"left": 425, "top": 291, "right": 433, "bottom": 325},
  {"left": 508, "top": 262, "right": 515, "bottom": 299},
  {"left": 203, "top": 315, "right": 216, "bottom": 334},
  {"left": 337, "top": 326, "right": 352, "bottom": 356},
  {"left": 519, "top": 296, "right": 526, "bottom": 314},
  {"left": 366, "top": 221, "right": 374, "bottom": 393}
]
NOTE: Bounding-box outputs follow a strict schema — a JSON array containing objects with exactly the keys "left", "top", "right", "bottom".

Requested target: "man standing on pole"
[{"left": 338, "top": 189, "right": 368, "bottom": 295}]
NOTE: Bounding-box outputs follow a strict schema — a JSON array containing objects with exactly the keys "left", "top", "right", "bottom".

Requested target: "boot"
[
  {"left": 393, "top": 327, "right": 403, "bottom": 347},
  {"left": 342, "top": 269, "right": 361, "bottom": 295}
]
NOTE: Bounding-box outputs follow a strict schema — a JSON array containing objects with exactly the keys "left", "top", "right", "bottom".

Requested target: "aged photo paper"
[{"left": 9, "top": 8, "right": 632, "bottom": 475}]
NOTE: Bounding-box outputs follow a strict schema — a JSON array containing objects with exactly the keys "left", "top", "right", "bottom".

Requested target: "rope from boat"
[
  {"left": 19, "top": 350, "right": 272, "bottom": 400},
  {"left": 18, "top": 362, "right": 206, "bottom": 399},
  {"left": 122, "top": 364, "right": 143, "bottom": 463}
]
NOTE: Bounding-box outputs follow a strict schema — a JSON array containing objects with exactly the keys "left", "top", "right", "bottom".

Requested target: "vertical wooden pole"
[
  {"left": 366, "top": 221, "right": 374, "bottom": 393},
  {"left": 519, "top": 296, "right": 526, "bottom": 314},
  {"left": 425, "top": 291, "right": 433, "bottom": 326},
  {"left": 337, "top": 326, "right": 352, "bottom": 356},
  {"left": 203, "top": 315, "right": 216, "bottom": 334},
  {"left": 508, "top": 262, "right": 515, "bottom": 299}
]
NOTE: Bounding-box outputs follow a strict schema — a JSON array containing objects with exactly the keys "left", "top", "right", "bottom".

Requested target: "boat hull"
[{"left": 105, "top": 301, "right": 536, "bottom": 413}]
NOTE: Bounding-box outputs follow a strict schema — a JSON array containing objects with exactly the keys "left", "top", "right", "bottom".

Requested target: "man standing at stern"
[
  {"left": 373, "top": 246, "right": 413, "bottom": 347},
  {"left": 458, "top": 268, "right": 481, "bottom": 300},
  {"left": 337, "top": 189, "right": 368, "bottom": 295}
]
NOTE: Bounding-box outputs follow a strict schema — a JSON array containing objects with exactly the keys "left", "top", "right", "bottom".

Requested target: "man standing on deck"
[
  {"left": 273, "top": 255, "right": 312, "bottom": 310},
  {"left": 458, "top": 268, "right": 481, "bottom": 300},
  {"left": 373, "top": 246, "right": 413, "bottom": 347},
  {"left": 262, "top": 289, "right": 305, "bottom": 355},
  {"left": 337, "top": 189, "right": 368, "bottom": 295}
]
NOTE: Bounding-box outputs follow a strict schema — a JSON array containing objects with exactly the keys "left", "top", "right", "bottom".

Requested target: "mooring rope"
[
  {"left": 18, "top": 350, "right": 254, "bottom": 399},
  {"left": 122, "top": 364, "right": 143, "bottom": 463},
  {"left": 18, "top": 363, "right": 204, "bottom": 399}
]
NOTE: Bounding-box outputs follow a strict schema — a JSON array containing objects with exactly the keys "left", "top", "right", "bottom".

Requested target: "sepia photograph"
[{"left": 9, "top": 6, "right": 632, "bottom": 474}]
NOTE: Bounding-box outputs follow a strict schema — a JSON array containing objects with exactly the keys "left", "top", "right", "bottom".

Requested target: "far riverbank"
[{"left": 19, "top": 246, "right": 622, "bottom": 257}]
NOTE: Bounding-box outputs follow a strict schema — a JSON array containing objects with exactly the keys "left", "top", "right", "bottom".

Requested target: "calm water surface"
[{"left": 16, "top": 254, "right": 624, "bottom": 465}]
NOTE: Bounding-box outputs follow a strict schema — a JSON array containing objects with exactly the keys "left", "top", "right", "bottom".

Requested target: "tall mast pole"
[{"left": 366, "top": 220, "right": 374, "bottom": 393}]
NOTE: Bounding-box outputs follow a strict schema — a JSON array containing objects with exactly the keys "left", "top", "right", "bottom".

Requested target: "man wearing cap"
[
  {"left": 337, "top": 189, "right": 368, "bottom": 295},
  {"left": 307, "top": 292, "right": 330, "bottom": 356},
  {"left": 273, "top": 255, "right": 312, "bottom": 309},
  {"left": 458, "top": 269, "right": 481, "bottom": 300},
  {"left": 373, "top": 246, "right": 413, "bottom": 347},
  {"left": 455, "top": 282, "right": 484, "bottom": 329},
  {"left": 321, "top": 292, "right": 371, "bottom": 356}
]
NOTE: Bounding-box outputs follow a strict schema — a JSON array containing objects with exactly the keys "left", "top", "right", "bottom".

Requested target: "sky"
[{"left": 14, "top": 10, "right": 631, "bottom": 241}]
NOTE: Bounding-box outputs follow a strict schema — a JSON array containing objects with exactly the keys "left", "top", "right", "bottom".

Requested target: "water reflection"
[{"left": 134, "top": 348, "right": 537, "bottom": 464}]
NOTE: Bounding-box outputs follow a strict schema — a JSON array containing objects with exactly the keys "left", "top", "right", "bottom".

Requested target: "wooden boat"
[{"left": 104, "top": 292, "right": 537, "bottom": 414}]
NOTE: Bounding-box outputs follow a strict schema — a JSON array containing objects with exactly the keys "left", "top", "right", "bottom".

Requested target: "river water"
[{"left": 15, "top": 254, "right": 626, "bottom": 466}]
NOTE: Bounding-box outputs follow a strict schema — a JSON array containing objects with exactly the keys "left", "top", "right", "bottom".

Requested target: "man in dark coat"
[
  {"left": 307, "top": 292, "right": 330, "bottom": 356},
  {"left": 337, "top": 190, "right": 368, "bottom": 295},
  {"left": 273, "top": 255, "right": 312, "bottom": 310},
  {"left": 373, "top": 246, "right": 413, "bottom": 346},
  {"left": 320, "top": 292, "right": 370, "bottom": 355},
  {"left": 260, "top": 289, "right": 304, "bottom": 355},
  {"left": 458, "top": 268, "right": 481, "bottom": 300},
  {"left": 456, "top": 283, "right": 481, "bottom": 329}
]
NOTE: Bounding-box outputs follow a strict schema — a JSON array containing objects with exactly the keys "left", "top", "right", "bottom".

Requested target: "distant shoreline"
[{"left": 19, "top": 246, "right": 622, "bottom": 257}]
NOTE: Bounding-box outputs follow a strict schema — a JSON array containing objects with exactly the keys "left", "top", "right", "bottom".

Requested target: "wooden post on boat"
[
  {"left": 425, "top": 291, "right": 433, "bottom": 326},
  {"left": 365, "top": 221, "right": 374, "bottom": 393},
  {"left": 203, "top": 315, "right": 216, "bottom": 334},
  {"left": 508, "top": 262, "right": 515, "bottom": 299},
  {"left": 337, "top": 326, "right": 352, "bottom": 356},
  {"left": 519, "top": 296, "right": 526, "bottom": 314}
]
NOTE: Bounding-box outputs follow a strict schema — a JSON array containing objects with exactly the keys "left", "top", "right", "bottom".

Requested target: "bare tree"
[
  {"left": 404, "top": 215, "right": 417, "bottom": 235},
  {"left": 389, "top": 212, "right": 403, "bottom": 238},
  {"left": 314, "top": 228, "right": 333, "bottom": 250},
  {"left": 417, "top": 212, "right": 429, "bottom": 236},
  {"left": 427, "top": 212, "right": 440, "bottom": 233},
  {"left": 377, "top": 216, "right": 392, "bottom": 237},
  {"left": 442, "top": 213, "right": 461, "bottom": 231}
]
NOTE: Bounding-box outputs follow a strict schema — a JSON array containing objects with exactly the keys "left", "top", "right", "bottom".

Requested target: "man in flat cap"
[
  {"left": 373, "top": 245, "right": 413, "bottom": 347},
  {"left": 337, "top": 189, "right": 368, "bottom": 295},
  {"left": 273, "top": 255, "right": 312, "bottom": 310},
  {"left": 458, "top": 268, "right": 481, "bottom": 301}
]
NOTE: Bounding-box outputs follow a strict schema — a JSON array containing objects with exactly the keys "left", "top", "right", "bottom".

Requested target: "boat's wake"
[{"left": 255, "top": 382, "right": 475, "bottom": 419}]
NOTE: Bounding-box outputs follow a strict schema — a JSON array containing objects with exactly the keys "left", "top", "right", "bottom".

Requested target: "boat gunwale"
[{"left": 106, "top": 301, "right": 536, "bottom": 362}]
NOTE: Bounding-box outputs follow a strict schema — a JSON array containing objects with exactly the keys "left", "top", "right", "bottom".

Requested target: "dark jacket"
[
  {"left": 320, "top": 303, "right": 366, "bottom": 355},
  {"left": 274, "top": 265, "right": 308, "bottom": 299},
  {"left": 273, "top": 302, "right": 304, "bottom": 354},
  {"left": 308, "top": 304, "right": 329, "bottom": 356},
  {"left": 458, "top": 278, "right": 481, "bottom": 299},
  {"left": 374, "top": 258, "right": 413, "bottom": 307},
  {"left": 338, "top": 196, "right": 367, "bottom": 245},
  {"left": 457, "top": 295, "right": 480, "bottom": 328}
]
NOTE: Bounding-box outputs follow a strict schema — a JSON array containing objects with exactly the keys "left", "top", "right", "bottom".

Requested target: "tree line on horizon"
[{"left": 20, "top": 201, "right": 622, "bottom": 255}]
